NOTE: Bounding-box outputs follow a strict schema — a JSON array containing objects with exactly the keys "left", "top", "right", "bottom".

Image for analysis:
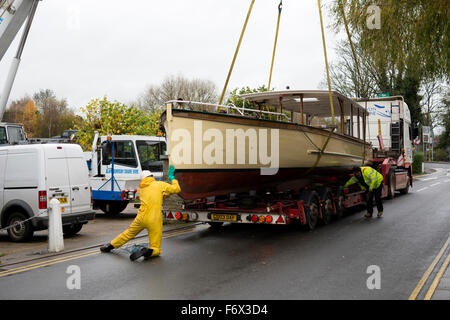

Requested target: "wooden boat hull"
[{"left": 162, "top": 108, "right": 371, "bottom": 200}]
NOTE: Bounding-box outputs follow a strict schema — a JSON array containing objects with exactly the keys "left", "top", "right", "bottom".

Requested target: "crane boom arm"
[{"left": 0, "top": 0, "right": 35, "bottom": 61}]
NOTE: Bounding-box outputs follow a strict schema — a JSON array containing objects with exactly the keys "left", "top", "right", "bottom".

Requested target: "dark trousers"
[{"left": 367, "top": 184, "right": 383, "bottom": 214}]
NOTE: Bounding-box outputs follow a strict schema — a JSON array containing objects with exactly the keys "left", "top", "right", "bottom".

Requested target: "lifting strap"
[
  {"left": 218, "top": 0, "right": 256, "bottom": 105},
  {"left": 267, "top": 0, "right": 283, "bottom": 91},
  {"left": 305, "top": 0, "right": 336, "bottom": 174},
  {"left": 338, "top": 0, "right": 367, "bottom": 164},
  {"left": 338, "top": 0, "right": 364, "bottom": 97}
]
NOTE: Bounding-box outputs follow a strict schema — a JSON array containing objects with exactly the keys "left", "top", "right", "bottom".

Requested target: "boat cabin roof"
[{"left": 241, "top": 90, "right": 367, "bottom": 117}]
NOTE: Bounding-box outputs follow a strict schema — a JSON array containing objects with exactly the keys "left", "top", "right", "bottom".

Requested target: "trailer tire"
[
  {"left": 319, "top": 191, "right": 334, "bottom": 225},
  {"left": 300, "top": 191, "right": 320, "bottom": 231},
  {"left": 334, "top": 188, "right": 345, "bottom": 219},
  {"left": 387, "top": 170, "right": 396, "bottom": 199}
]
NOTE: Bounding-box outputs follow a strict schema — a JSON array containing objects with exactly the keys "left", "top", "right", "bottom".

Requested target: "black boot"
[
  {"left": 100, "top": 243, "right": 114, "bottom": 253},
  {"left": 130, "top": 247, "right": 153, "bottom": 261}
]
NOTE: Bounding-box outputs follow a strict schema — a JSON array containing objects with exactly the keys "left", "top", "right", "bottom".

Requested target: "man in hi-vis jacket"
[{"left": 345, "top": 166, "right": 384, "bottom": 218}]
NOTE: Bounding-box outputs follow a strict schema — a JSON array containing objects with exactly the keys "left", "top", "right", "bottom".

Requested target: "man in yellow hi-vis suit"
[
  {"left": 100, "top": 168, "right": 181, "bottom": 260},
  {"left": 345, "top": 166, "right": 384, "bottom": 218}
]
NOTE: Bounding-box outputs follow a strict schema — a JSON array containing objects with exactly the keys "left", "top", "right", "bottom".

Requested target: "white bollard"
[{"left": 48, "top": 198, "right": 64, "bottom": 252}]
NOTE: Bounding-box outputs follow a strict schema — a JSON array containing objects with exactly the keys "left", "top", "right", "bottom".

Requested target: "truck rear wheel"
[
  {"left": 63, "top": 223, "right": 83, "bottom": 236},
  {"left": 7, "top": 212, "right": 33, "bottom": 242},
  {"left": 399, "top": 176, "right": 410, "bottom": 195},
  {"left": 387, "top": 170, "right": 396, "bottom": 199}
]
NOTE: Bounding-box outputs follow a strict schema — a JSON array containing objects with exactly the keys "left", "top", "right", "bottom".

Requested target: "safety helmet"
[{"left": 140, "top": 170, "right": 153, "bottom": 179}]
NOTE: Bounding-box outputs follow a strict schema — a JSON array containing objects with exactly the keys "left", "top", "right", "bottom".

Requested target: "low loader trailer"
[{"left": 164, "top": 157, "right": 411, "bottom": 230}]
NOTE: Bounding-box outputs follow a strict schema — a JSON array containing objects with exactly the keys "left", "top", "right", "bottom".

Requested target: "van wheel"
[
  {"left": 7, "top": 212, "right": 34, "bottom": 242},
  {"left": 63, "top": 223, "right": 83, "bottom": 236}
]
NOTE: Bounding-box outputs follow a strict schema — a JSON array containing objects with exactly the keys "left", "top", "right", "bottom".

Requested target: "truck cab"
[
  {"left": 87, "top": 134, "right": 166, "bottom": 181},
  {"left": 0, "top": 122, "right": 27, "bottom": 145},
  {"left": 357, "top": 96, "right": 413, "bottom": 165},
  {"left": 85, "top": 134, "right": 167, "bottom": 215}
]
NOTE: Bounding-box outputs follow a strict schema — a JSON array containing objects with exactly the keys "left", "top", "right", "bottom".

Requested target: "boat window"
[
  {"left": 136, "top": 140, "right": 165, "bottom": 172},
  {"left": 0, "top": 127, "right": 7, "bottom": 144},
  {"left": 102, "top": 140, "right": 137, "bottom": 167}
]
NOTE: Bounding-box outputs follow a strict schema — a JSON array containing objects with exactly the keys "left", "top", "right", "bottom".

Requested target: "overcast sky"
[{"left": 0, "top": 0, "right": 344, "bottom": 112}]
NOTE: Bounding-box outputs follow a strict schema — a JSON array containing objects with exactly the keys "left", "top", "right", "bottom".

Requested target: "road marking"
[
  {"left": 421, "top": 177, "right": 437, "bottom": 181},
  {"left": 0, "top": 251, "right": 99, "bottom": 278},
  {"left": 416, "top": 187, "right": 428, "bottom": 192},
  {"left": 430, "top": 182, "right": 441, "bottom": 187},
  {"left": 409, "top": 235, "right": 450, "bottom": 300},
  {"left": 0, "top": 227, "right": 198, "bottom": 278},
  {"left": 424, "top": 255, "right": 450, "bottom": 300}
]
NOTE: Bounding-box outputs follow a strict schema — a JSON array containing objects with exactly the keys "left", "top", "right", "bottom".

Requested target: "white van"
[{"left": 0, "top": 144, "right": 95, "bottom": 241}]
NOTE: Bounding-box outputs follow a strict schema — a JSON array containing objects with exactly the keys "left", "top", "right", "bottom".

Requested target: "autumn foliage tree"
[{"left": 74, "top": 96, "right": 162, "bottom": 151}]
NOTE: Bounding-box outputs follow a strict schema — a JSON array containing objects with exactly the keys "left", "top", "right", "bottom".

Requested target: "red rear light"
[
  {"left": 90, "top": 186, "right": 93, "bottom": 205},
  {"left": 266, "top": 215, "right": 273, "bottom": 223},
  {"left": 251, "top": 215, "right": 258, "bottom": 223},
  {"left": 175, "top": 212, "right": 182, "bottom": 220},
  {"left": 39, "top": 191, "right": 47, "bottom": 209}
]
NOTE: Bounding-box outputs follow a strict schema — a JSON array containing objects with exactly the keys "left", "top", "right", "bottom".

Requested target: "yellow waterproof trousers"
[{"left": 110, "top": 177, "right": 181, "bottom": 257}]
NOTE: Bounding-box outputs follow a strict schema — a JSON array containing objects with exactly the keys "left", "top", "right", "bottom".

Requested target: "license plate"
[
  {"left": 210, "top": 214, "right": 237, "bottom": 222},
  {"left": 58, "top": 197, "right": 68, "bottom": 204}
]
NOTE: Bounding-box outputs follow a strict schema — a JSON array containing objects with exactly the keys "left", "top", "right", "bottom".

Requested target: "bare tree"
[
  {"left": 33, "top": 89, "right": 74, "bottom": 137},
  {"left": 135, "top": 75, "right": 218, "bottom": 113},
  {"left": 319, "top": 40, "right": 378, "bottom": 98},
  {"left": 420, "top": 79, "right": 447, "bottom": 130}
]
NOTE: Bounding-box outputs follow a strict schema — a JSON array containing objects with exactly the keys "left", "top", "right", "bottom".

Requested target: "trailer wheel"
[
  {"left": 387, "top": 170, "right": 396, "bottom": 199},
  {"left": 300, "top": 191, "right": 320, "bottom": 231},
  {"left": 320, "top": 192, "right": 334, "bottom": 225},
  {"left": 334, "top": 188, "right": 345, "bottom": 219}
]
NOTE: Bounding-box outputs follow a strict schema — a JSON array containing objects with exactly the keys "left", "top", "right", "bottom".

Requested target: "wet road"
[{"left": 1, "top": 163, "right": 449, "bottom": 300}]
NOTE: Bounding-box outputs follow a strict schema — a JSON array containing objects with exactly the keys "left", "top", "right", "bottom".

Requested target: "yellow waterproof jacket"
[
  {"left": 138, "top": 177, "right": 181, "bottom": 216},
  {"left": 344, "top": 166, "right": 383, "bottom": 191}
]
